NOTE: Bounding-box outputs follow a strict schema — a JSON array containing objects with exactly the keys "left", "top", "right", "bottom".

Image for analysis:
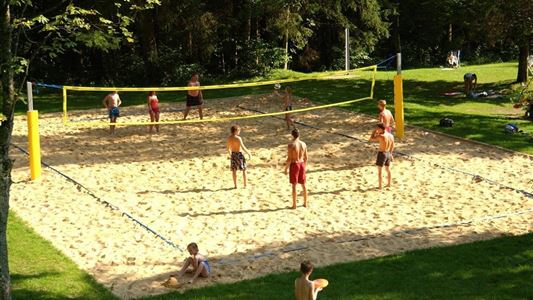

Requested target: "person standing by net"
[
  {"left": 284, "top": 86, "right": 295, "bottom": 131},
  {"left": 103, "top": 91, "right": 121, "bottom": 134},
  {"left": 285, "top": 128, "right": 308, "bottom": 209},
  {"left": 369, "top": 123, "right": 394, "bottom": 189},
  {"left": 377, "top": 100, "right": 394, "bottom": 133},
  {"left": 183, "top": 73, "right": 204, "bottom": 120},
  {"left": 148, "top": 91, "right": 160, "bottom": 133}
]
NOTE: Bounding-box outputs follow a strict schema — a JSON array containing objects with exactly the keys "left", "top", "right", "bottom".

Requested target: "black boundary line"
[{"left": 10, "top": 143, "right": 184, "bottom": 252}]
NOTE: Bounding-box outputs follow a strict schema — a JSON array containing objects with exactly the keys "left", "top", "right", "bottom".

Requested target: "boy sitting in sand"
[
  {"left": 164, "top": 243, "right": 210, "bottom": 287},
  {"left": 103, "top": 91, "right": 121, "bottom": 134},
  {"left": 295, "top": 260, "right": 323, "bottom": 300},
  {"left": 377, "top": 100, "right": 394, "bottom": 133},
  {"left": 227, "top": 125, "right": 252, "bottom": 189},
  {"left": 285, "top": 128, "right": 308, "bottom": 209},
  {"left": 369, "top": 123, "right": 395, "bottom": 189}
]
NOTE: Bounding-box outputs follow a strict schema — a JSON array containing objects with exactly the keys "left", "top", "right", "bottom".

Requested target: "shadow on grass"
[{"left": 133, "top": 231, "right": 532, "bottom": 300}]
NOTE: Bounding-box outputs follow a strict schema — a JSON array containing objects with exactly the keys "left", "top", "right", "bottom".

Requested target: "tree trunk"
[
  {"left": 283, "top": 7, "right": 290, "bottom": 70},
  {"left": 284, "top": 29, "right": 289, "bottom": 70},
  {"left": 137, "top": 7, "right": 159, "bottom": 84},
  {"left": 0, "top": 1, "right": 14, "bottom": 299},
  {"left": 448, "top": 23, "right": 453, "bottom": 42},
  {"left": 517, "top": 43, "right": 529, "bottom": 83}
]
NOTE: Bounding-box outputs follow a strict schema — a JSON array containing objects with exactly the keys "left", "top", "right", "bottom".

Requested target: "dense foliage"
[{"left": 8, "top": 0, "right": 531, "bottom": 86}]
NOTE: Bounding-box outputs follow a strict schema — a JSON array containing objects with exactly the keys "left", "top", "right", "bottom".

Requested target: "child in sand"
[
  {"left": 295, "top": 260, "right": 323, "bottom": 300},
  {"left": 285, "top": 128, "right": 308, "bottom": 209},
  {"left": 369, "top": 123, "right": 395, "bottom": 189},
  {"left": 377, "top": 100, "right": 394, "bottom": 133},
  {"left": 173, "top": 243, "right": 210, "bottom": 284},
  {"left": 103, "top": 91, "right": 121, "bottom": 134},
  {"left": 147, "top": 91, "right": 160, "bottom": 133},
  {"left": 283, "top": 86, "right": 295, "bottom": 130},
  {"left": 227, "top": 125, "right": 252, "bottom": 189}
]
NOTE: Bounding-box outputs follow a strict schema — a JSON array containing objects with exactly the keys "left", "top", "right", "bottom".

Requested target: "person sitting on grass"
[
  {"left": 172, "top": 242, "right": 210, "bottom": 285},
  {"left": 295, "top": 260, "right": 323, "bottom": 300}
]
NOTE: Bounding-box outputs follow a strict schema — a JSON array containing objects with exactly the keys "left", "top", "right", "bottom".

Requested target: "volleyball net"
[{"left": 59, "top": 64, "right": 378, "bottom": 126}]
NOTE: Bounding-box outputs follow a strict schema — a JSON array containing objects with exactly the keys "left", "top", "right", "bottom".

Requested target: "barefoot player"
[
  {"left": 284, "top": 86, "right": 295, "bottom": 130},
  {"left": 183, "top": 73, "right": 204, "bottom": 120},
  {"left": 148, "top": 91, "right": 160, "bottom": 133},
  {"left": 369, "top": 123, "right": 394, "bottom": 189},
  {"left": 227, "top": 125, "right": 252, "bottom": 189},
  {"left": 377, "top": 100, "right": 394, "bottom": 133},
  {"left": 103, "top": 91, "right": 121, "bottom": 134},
  {"left": 285, "top": 128, "right": 308, "bottom": 209}
]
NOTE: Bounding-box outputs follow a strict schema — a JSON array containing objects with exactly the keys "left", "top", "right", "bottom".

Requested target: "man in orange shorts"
[{"left": 284, "top": 128, "right": 308, "bottom": 209}]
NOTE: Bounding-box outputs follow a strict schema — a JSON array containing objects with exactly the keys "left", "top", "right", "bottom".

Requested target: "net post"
[
  {"left": 62, "top": 87, "right": 68, "bottom": 123},
  {"left": 345, "top": 28, "right": 350, "bottom": 73},
  {"left": 394, "top": 53, "right": 405, "bottom": 138},
  {"left": 26, "top": 81, "right": 41, "bottom": 180}
]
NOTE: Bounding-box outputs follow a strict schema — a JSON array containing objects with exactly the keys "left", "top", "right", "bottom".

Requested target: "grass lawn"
[
  {"left": 8, "top": 210, "right": 532, "bottom": 299},
  {"left": 20, "top": 62, "right": 533, "bottom": 154},
  {"left": 7, "top": 213, "right": 116, "bottom": 300}
]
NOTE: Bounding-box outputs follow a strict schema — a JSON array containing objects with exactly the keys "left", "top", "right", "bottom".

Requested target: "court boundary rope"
[
  {"left": 237, "top": 105, "right": 533, "bottom": 199},
  {"left": 10, "top": 143, "right": 184, "bottom": 252}
]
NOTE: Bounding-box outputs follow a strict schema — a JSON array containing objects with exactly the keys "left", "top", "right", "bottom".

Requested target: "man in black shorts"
[
  {"left": 369, "top": 123, "right": 395, "bottom": 189},
  {"left": 183, "top": 73, "right": 204, "bottom": 120}
]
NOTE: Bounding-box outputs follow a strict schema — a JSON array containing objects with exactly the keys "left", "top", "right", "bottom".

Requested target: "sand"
[{"left": 9, "top": 94, "right": 532, "bottom": 299}]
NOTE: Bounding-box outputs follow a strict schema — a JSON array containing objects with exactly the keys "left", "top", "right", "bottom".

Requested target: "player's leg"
[
  {"left": 232, "top": 169, "right": 237, "bottom": 189},
  {"left": 291, "top": 184, "right": 297, "bottom": 209},
  {"left": 149, "top": 111, "right": 155, "bottom": 133},
  {"left": 199, "top": 105, "right": 204, "bottom": 120},
  {"left": 183, "top": 106, "right": 191, "bottom": 120},
  {"left": 243, "top": 169, "right": 247, "bottom": 188},
  {"left": 302, "top": 184, "right": 307, "bottom": 208},
  {"left": 155, "top": 111, "right": 160, "bottom": 132},
  {"left": 377, "top": 166, "right": 383, "bottom": 189},
  {"left": 385, "top": 165, "right": 391, "bottom": 187}
]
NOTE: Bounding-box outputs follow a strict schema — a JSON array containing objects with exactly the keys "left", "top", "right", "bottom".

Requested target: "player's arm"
[
  {"left": 117, "top": 95, "right": 122, "bottom": 107},
  {"left": 303, "top": 143, "right": 308, "bottom": 165},
  {"left": 238, "top": 137, "right": 251, "bottom": 159},
  {"left": 284, "top": 145, "right": 291, "bottom": 174},
  {"left": 147, "top": 96, "right": 152, "bottom": 112},
  {"left": 369, "top": 130, "right": 380, "bottom": 142},
  {"left": 390, "top": 139, "right": 395, "bottom": 161},
  {"left": 379, "top": 112, "right": 385, "bottom": 124},
  {"left": 103, "top": 96, "right": 108, "bottom": 109},
  {"left": 226, "top": 139, "right": 232, "bottom": 157}
]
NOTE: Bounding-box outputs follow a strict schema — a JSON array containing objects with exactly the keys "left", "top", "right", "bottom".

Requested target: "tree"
[
  {"left": 484, "top": 0, "right": 532, "bottom": 83},
  {"left": 0, "top": 1, "right": 159, "bottom": 298}
]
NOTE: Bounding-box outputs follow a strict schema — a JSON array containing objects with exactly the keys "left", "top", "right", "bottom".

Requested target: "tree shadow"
[{"left": 121, "top": 228, "right": 531, "bottom": 300}]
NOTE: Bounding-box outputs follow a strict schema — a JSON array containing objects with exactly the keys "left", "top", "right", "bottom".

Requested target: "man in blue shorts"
[{"left": 103, "top": 91, "right": 122, "bottom": 134}]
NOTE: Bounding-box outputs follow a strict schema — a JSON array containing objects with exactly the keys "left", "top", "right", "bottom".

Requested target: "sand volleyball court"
[{"left": 9, "top": 94, "right": 532, "bottom": 299}]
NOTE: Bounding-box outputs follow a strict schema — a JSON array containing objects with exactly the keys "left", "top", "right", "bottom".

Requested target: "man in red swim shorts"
[{"left": 284, "top": 128, "right": 308, "bottom": 209}]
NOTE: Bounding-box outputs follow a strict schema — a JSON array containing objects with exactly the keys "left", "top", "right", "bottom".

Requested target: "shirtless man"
[
  {"left": 227, "top": 125, "right": 252, "bottom": 189},
  {"left": 285, "top": 128, "right": 308, "bottom": 209},
  {"left": 295, "top": 260, "right": 322, "bottom": 300},
  {"left": 103, "top": 91, "right": 121, "bottom": 134},
  {"left": 377, "top": 100, "right": 394, "bottom": 133},
  {"left": 369, "top": 123, "right": 395, "bottom": 189},
  {"left": 183, "top": 73, "right": 204, "bottom": 120},
  {"left": 283, "top": 86, "right": 295, "bottom": 130}
]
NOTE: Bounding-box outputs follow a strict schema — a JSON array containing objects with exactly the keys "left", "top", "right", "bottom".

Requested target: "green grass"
[
  {"left": 22, "top": 62, "right": 533, "bottom": 154},
  {"left": 147, "top": 233, "right": 533, "bottom": 300},
  {"left": 10, "top": 210, "right": 532, "bottom": 299},
  {"left": 7, "top": 213, "right": 117, "bottom": 300}
]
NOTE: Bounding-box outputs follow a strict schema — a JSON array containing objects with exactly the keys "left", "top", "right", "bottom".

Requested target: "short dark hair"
[
  {"left": 231, "top": 125, "right": 240, "bottom": 134},
  {"left": 291, "top": 128, "right": 300, "bottom": 138},
  {"left": 376, "top": 123, "right": 385, "bottom": 130},
  {"left": 187, "top": 242, "right": 198, "bottom": 251},
  {"left": 300, "top": 260, "right": 313, "bottom": 274},
  {"left": 149, "top": 91, "right": 155, "bottom": 96}
]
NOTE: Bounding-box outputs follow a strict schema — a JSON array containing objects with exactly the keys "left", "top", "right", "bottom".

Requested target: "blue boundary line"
[
  {"left": 237, "top": 105, "right": 533, "bottom": 199},
  {"left": 11, "top": 143, "right": 184, "bottom": 252},
  {"left": 34, "top": 83, "right": 64, "bottom": 89}
]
